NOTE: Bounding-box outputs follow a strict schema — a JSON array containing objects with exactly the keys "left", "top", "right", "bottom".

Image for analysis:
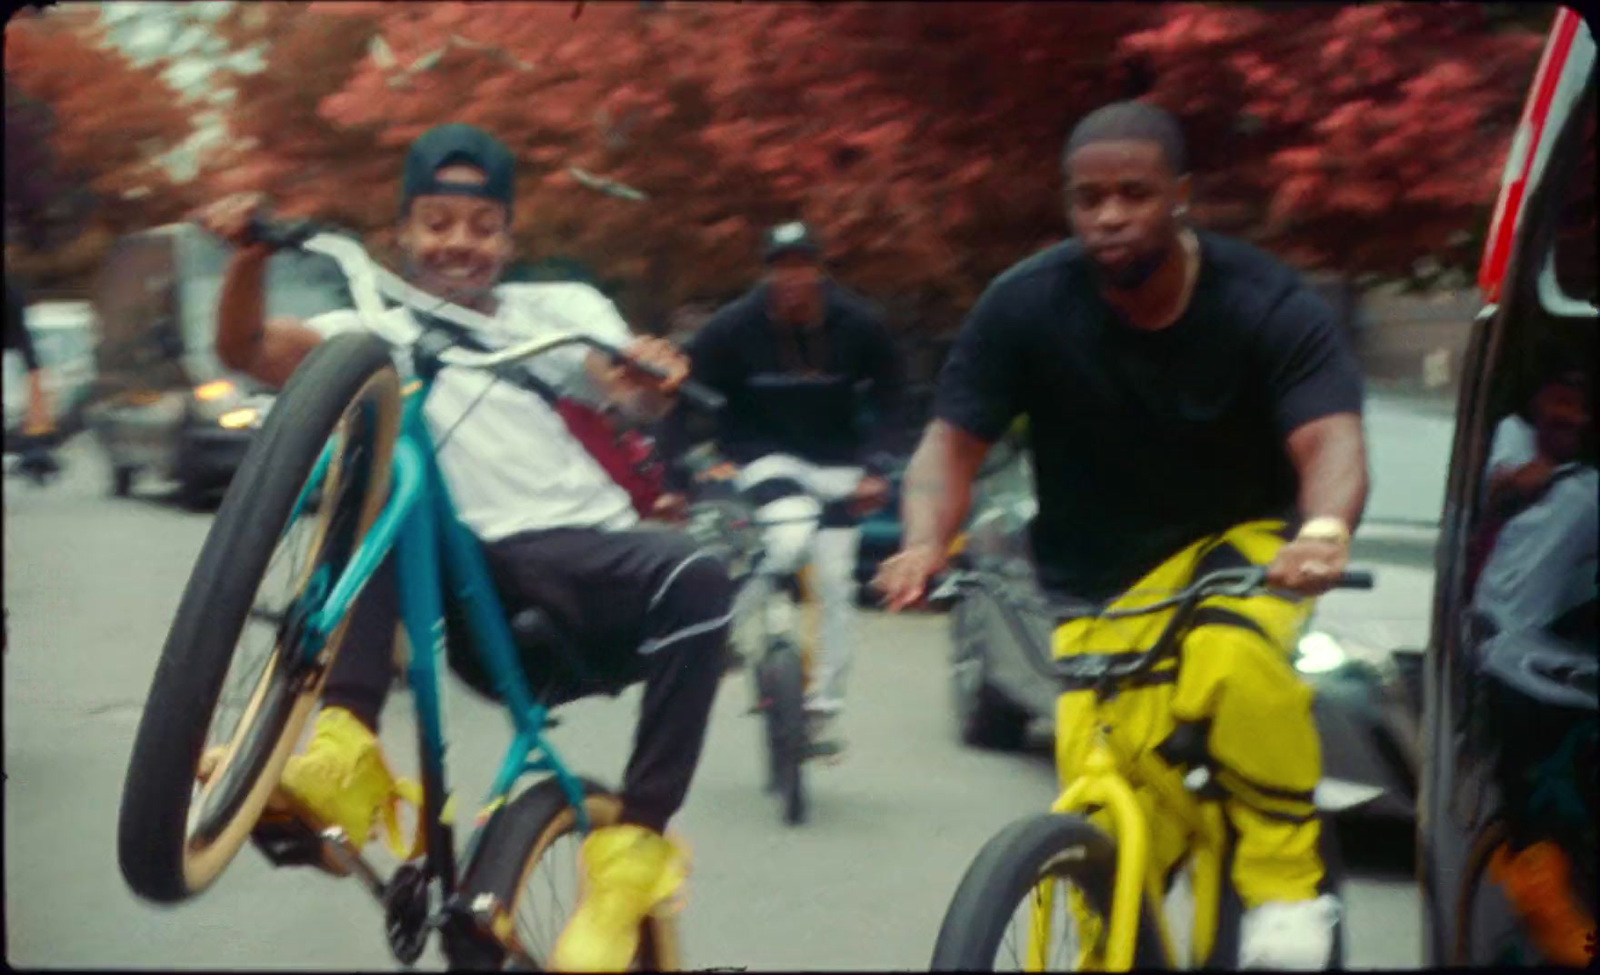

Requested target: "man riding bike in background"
[
  {"left": 194, "top": 123, "right": 733, "bottom": 973},
  {"left": 5, "top": 272, "right": 62, "bottom": 481},
  {"left": 661, "top": 221, "right": 903, "bottom": 756},
  {"left": 874, "top": 101, "right": 1370, "bottom": 970}
]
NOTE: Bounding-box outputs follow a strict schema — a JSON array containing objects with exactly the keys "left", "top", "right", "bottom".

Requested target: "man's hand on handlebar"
[
  {"left": 614, "top": 336, "right": 690, "bottom": 397},
  {"left": 873, "top": 542, "right": 949, "bottom": 613},
  {"left": 1266, "top": 534, "right": 1351, "bottom": 597}
]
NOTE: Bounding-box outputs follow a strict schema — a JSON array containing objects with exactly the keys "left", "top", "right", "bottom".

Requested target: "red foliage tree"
[
  {"left": 1119, "top": 2, "right": 1551, "bottom": 278},
  {"left": 194, "top": 1, "right": 1548, "bottom": 333},
  {"left": 4, "top": 6, "right": 198, "bottom": 284}
]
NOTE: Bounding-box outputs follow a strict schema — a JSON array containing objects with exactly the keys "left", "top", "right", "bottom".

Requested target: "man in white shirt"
[
  {"left": 197, "top": 124, "right": 730, "bottom": 972},
  {"left": 1474, "top": 367, "right": 1597, "bottom": 635}
]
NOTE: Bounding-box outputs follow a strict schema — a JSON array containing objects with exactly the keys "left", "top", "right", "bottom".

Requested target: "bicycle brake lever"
[
  {"left": 592, "top": 340, "right": 726, "bottom": 413},
  {"left": 927, "top": 573, "right": 970, "bottom": 605}
]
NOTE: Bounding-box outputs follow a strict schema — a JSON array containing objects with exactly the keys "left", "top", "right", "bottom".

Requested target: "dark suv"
[{"left": 1419, "top": 7, "right": 1596, "bottom": 967}]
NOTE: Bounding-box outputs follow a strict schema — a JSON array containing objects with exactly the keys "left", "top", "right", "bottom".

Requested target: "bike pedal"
[{"left": 250, "top": 813, "right": 335, "bottom": 870}]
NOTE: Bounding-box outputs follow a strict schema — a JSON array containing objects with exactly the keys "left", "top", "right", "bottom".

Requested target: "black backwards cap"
[{"left": 401, "top": 123, "right": 517, "bottom": 212}]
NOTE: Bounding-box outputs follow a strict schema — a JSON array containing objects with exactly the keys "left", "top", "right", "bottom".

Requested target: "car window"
[{"left": 1549, "top": 87, "right": 1596, "bottom": 309}]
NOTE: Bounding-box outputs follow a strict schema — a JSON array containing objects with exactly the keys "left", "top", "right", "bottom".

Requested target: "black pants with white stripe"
[{"left": 324, "top": 526, "right": 733, "bottom": 834}]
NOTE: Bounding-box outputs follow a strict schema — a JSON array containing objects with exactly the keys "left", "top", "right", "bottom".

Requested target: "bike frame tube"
[
  {"left": 1047, "top": 731, "right": 1232, "bottom": 970},
  {"left": 303, "top": 432, "right": 426, "bottom": 662},
  {"left": 416, "top": 406, "right": 592, "bottom": 845},
  {"left": 1051, "top": 739, "right": 1156, "bottom": 972},
  {"left": 1188, "top": 804, "right": 1227, "bottom": 966},
  {"left": 293, "top": 377, "right": 593, "bottom": 890}
]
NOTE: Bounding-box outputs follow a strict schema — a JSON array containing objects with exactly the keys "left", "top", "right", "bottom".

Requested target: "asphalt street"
[{"left": 4, "top": 437, "right": 1421, "bottom": 970}]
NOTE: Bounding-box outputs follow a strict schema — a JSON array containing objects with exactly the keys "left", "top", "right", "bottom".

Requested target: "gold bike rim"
[
  {"left": 179, "top": 367, "right": 401, "bottom": 893},
  {"left": 1003, "top": 870, "right": 1107, "bottom": 971},
  {"left": 507, "top": 795, "right": 678, "bottom": 971}
]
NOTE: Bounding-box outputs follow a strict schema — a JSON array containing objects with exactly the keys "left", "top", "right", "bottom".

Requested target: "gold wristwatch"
[{"left": 1297, "top": 516, "right": 1351, "bottom": 546}]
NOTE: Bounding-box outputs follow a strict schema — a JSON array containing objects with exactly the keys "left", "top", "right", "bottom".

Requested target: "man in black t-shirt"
[
  {"left": 875, "top": 102, "right": 1369, "bottom": 970},
  {"left": 663, "top": 222, "right": 902, "bottom": 753}
]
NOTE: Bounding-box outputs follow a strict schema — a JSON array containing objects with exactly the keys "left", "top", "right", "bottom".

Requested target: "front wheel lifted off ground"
[{"left": 117, "top": 332, "right": 401, "bottom": 904}]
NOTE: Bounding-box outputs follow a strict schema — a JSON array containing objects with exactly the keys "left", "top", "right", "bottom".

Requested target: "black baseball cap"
[
  {"left": 762, "top": 221, "right": 822, "bottom": 264},
  {"left": 401, "top": 123, "right": 516, "bottom": 212}
]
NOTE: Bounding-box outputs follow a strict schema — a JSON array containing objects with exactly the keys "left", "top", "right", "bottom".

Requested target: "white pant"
[
  {"left": 804, "top": 526, "right": 860, "bottom": 716},
  {"left": 732, "top": 454, "right": 864, "bottom": 716}
]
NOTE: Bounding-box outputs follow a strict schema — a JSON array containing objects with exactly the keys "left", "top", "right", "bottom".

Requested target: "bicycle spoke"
[{"left": 992, "top": 874, "right": 1097, "bottom": 971}]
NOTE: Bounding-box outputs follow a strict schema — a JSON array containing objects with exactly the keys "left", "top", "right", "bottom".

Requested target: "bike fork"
[{"left": 1049, "top": 746, "right": 1154, "bottom": 972}]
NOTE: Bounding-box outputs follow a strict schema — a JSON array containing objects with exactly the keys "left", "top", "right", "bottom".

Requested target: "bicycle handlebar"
[
  {"left": 932, "top": 564, "right": 1372, "bottom": 612},
  {"left": 243, "top": 215, "right": 725, "bottom": 413},
  {"left": 928, "top": 563, "right": 1374, "bottom": 690}
]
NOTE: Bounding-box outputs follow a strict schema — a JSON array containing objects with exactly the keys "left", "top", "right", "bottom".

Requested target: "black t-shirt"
[
  {"left": 673, "top": 281, "right": 902, "bottom": 472},
  {"left": 934, "top": 231, "right": 1364, "bottom": 602}
]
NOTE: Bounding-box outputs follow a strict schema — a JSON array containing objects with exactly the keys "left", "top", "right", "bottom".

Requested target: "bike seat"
[
  {"left": 1155, "top": 720, "right": 1212, "bottom": 770},
  {"left": 509, "top": 608, "right": 599, "bottom": 686}
]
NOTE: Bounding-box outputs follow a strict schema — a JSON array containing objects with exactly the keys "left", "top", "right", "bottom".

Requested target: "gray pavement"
[{"left": 4, "top": 438, "right": 1421, "bottom": 970}]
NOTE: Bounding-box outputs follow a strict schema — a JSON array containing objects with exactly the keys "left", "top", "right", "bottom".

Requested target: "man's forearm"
[
  {"left": 1291, "top": 416, "right": 1369, "bottom": 532},
  {"left": 215, "top": 245, "right": 272, "bottom": 372},
  {"left": 902, "top": 430, "right": 977, "bottom": 551}
]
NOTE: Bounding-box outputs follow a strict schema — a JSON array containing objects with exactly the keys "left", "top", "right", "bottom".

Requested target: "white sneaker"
[{"left": 1240, "top": 894, "right": 1341, "bottom": 970}]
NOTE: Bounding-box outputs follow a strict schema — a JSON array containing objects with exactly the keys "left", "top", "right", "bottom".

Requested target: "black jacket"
[{"left": 662, "top": 281, "right": 903, "bottom": 487}]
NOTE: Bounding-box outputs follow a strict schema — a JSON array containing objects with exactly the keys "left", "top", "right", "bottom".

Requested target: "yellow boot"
[
  {"left": 550, "top": 824, "right": 689, "bottom": 972},
  {"left": 193, "top": 707, "right": 423, "bottom": 871},
  {"left": 278, "top": 706, "right": 425, "bottom": 860}
]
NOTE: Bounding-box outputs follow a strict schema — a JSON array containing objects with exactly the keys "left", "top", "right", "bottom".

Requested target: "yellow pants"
[{"left": 1053, "top": 519, "right": 1324, "bottom": 908}]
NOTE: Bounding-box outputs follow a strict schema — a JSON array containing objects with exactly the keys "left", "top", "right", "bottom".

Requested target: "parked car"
[
  {"left": 1420, "top": 8, "right": 1596, "bottom": 968},
  {"left": 942, "top": 386, "right": 1452, "bottom": 823},
  {"left": 3, "top": 300, "right": 97, "bottom": 449},
  {"left": 83, "top": 223, "right": 349, "bottom": 506}
]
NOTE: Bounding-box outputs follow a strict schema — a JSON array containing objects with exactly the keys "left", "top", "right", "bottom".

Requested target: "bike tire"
[
  {"left": 931, "top": 813, "right": 1165, "bottom": 971},
  {"left": 118, "top": 333, "right": 401, "bottom": 904},
  {"left": 765, "top": 636, "right": 808, "bottom": 826},
  {"left": 455, "top": 777, "right": 676, "bottom": 971}
]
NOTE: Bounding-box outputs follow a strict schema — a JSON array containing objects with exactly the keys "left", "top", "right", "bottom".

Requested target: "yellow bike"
[{"left": 929, "top": 565, "right": 1372, "bottom": 971}]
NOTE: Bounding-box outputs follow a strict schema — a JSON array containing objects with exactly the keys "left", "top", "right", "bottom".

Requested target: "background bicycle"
[{"left": 682, "top": 451, "right": 863, "bottom": 826}]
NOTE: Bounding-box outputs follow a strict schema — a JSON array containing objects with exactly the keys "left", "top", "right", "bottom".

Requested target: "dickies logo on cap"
[{"left": 763, "top": 221, "right": 822, "bottom": 263}]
